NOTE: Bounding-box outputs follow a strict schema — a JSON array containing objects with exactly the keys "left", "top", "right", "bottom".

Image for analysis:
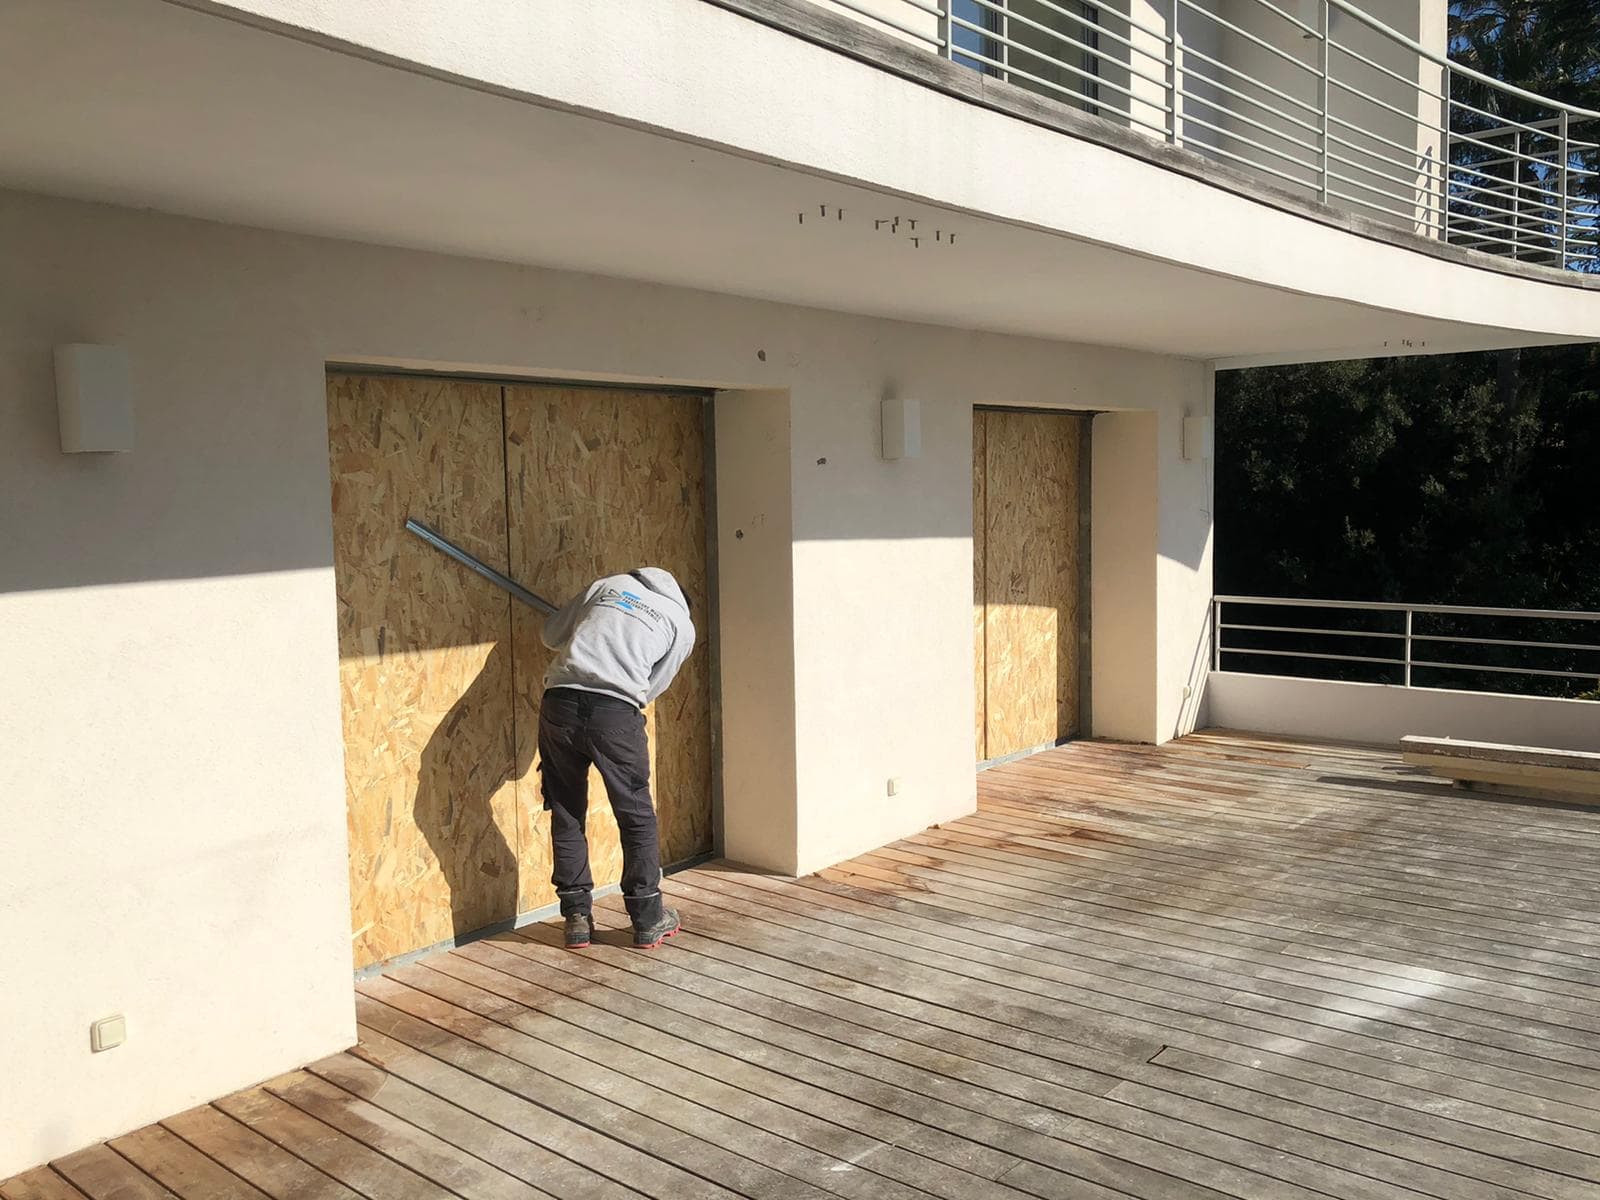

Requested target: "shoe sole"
[
  {"left": 564, "top": 941, "right": 591, "bottom": 950},
  {"left": 632, "top": 924, "right": 682, "bottom": 951}
]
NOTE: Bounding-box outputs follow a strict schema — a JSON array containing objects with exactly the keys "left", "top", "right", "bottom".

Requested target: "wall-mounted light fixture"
[
  {"left": 880, "top": 397, "right": 921, "bottom": 461},
  {"left": 1182, "top": 415, "right": 1214, "bottom": 462},
  {"left": 55, "top": 344, "right": 134, "bottom": 453}
]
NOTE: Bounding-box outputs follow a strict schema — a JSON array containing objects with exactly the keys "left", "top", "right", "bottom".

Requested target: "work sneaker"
[
  {"left": 631, "top": 906, "right": 681, "bottom": 950},
  {"left": 563, "top": 913, "right": 594, "bottom": 950}
]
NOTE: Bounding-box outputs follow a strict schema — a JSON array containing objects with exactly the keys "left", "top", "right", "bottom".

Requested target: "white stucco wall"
[
  {"left": 0, "top": 188, "right": 1208, "bottom": 1173},
  {"left": 181, "top": 0, "right": 1600, "bottom": 348},
  {"left": 1209, "top": 672, "right": 1600, "bottom": 753}
]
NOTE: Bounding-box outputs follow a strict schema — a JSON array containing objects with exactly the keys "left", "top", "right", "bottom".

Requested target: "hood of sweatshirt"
[{"left": 629, "top": 567, "right": 690, "bottom": 615}]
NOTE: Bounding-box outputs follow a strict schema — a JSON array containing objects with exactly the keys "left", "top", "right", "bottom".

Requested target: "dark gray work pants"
[{"left": 538, "top": 687, "right": 662, "bottom": 921}]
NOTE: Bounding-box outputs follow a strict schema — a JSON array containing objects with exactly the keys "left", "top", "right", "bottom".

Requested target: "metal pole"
[
  {"left": 1440, "top": 68, "right": 1452, "bottom": 242},
  {"left": 1403, "top": 609, "right": 1413, "bottom": 687},
  {"left": 1166, "top": 0, "right": 1180, "bottom": 146},
  {"left": 1318, "top": 0, "right": 1331, "bottom": 204},
  {"left": 1511, "top": 129, "right": 1522, "bottom": 259},
  {"left": 404, "top": 517, "right": 558, "bottom": 616},
  {"left": 1559, "top": 108, "right": 1570, "bottom": 268},
  {"left": 939, "top": 2, "right": 953, "bottom": 61},
  {"left": 1212, "top": 598, "right": 1223, "bottom": 672}
]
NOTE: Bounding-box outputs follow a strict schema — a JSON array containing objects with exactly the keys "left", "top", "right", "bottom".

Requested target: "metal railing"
[
  {"left": 1213, "top": 595, "right": 1600, "bottom": 698},
  {"left": 810, "top": 0, "right": 1599, "bottom": 269}
]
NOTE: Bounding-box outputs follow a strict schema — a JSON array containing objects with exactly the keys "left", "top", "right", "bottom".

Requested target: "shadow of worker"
[{"left": 414, "top": 639, "right": 529, "bottom": 941}]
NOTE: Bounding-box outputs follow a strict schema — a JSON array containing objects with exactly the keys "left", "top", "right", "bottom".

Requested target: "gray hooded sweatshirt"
[{"left": 540, "top": 568, "right": 696, "bottom": 708}]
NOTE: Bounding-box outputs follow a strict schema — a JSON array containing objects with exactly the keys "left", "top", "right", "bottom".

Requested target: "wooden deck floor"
[{"left": 10, "top": 732, "right": 1600, "bottom": 1200}]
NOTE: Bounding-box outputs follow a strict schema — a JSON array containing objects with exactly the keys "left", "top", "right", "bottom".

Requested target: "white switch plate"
[
  {"left": 91, "top": 1014, "right": 126, "bottom": 1052},
  {"left": 886, "top": 778, "right": 900, "bottom": 796}
]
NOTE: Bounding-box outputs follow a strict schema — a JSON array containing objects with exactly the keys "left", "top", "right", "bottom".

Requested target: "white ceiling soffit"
[{"left": 0, "top": 0, "right": 1588, "bottom": 364}]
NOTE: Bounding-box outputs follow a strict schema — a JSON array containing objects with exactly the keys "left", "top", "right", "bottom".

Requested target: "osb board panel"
[
  {"left": 982, "top": 410, "right": 1083, "bottom": 759},
  {"left": 504, "top": 386, "right": 712, "bottom": 913},
  {"left": 973, "top": 410, "right": 988, "bottom": 761},
  {"left": 328, "top": 375, "right": 520, "bottom": 970}
]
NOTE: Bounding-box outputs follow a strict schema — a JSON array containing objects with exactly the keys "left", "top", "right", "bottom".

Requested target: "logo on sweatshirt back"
[{"left": 598, "top": 586, "right": 667, "bottom": 626}]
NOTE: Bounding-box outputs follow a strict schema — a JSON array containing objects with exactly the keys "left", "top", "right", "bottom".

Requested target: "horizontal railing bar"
[
  {"left": 1329, "top": 155, "right": 1445, "bottom": 211},
  {"left": 1329, "top": 174, "right": 1441, "bottom": 223},
  {"left": 828, "top": 0, "right": 947, "bottom": 47},
  {"left": 1447, "top": 224, "right": 1563, "bottom": 256},
  {"left": 1449, "top": 184, "right": 1571, "bottom": 226},
  {"left": 966, "top": 0, "right": 1171, "bottom": 68},
  {"left": 1327, "top": 143, "right": 1446, "bottom": 202},
  {"left": 1177, "top": 110, "right": 1321, "bottom": 175},
  {"left": 1327, "top": 37, "right": 1444, "bottom": 104},
  {"left": 1175, "top": 72, "right": 1324, "bottom": 139},
  {"left": 1328, "top": 74, "right": 1440, "bottom": 129},
  {"left": 1411, "top": 633, "right": 1600, "bottom": 655},
  {"left": 1190, "top": 137, "right": 1322, "bottom": 189},
  {"left": 949, "top": 19, "right": 1171, "bottom": 113},
  {"left": 1222, "top": 622, "right": 1407, "bottom": 640},
  {"left": 1449, "top": 182, "right": 1581, "bottom": 226},
  {"left": 1328, "top": 126, "right": 1444, "bottom": 179},
  {"left": 1238, "top": 0, "right": 1323, "bottom": 40},
  {"left": 1451, "top": 127, "right": 1577, "bottom": 170},
  {"left": 1076, "top": 0, "right": 1177, "bottom": 52},
  {"left": 1177, "top": 0, "right": 1322, "bottom": 80},
  {"left": 1469, "top": 115, "right": 1567, "bottom": 139},
  {"left": 1327, "top": 184, "right": 1439, "bottom": 226},
  {"left": 1173, "top": 42, "right": 1325, "bottom": 120},
  {"left": 1327, "top": 110, "right": 1445, "bottom": 166},
  {"left": 1216, "top": 596, "right": 1600, "bottom": 620},
  {"left": 1449, "top": 106, "right": 1568, "bottom": 142},
  {"left": 1219, "top": 646, "right": 1404, "bottom": 668},
  {"left": 1324, "top": 135, "right": 1452, "bottom": 188},
  {"left": 1414, "top": 659, "right": 1600, "bottom": 682},
  {"left": 1176, "top": 93, "right": 1324, "bottom": 158}
]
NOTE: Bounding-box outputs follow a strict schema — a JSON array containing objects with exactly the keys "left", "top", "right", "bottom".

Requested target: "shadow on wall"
[{"left": 414, "top": 639, "right": 526, "bottom": 940}]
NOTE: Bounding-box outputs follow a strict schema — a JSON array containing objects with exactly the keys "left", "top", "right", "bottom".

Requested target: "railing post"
[
  {"left": 1559, "top": 109, "right": 1570, "bottom": 268},
  {"left": 1440, "top": 68, "right": 1452, "bottom": 242},
  {"left": 1403, "top": 609, "right": 1413, "bottom": 687},
  {"left": 1318, "top": 0, "right": 1331, "bottom": 204},
  {"left": 1212, "top": 598, "right": 1222, "bottom": 673},
  {"left": 1166, "top": 0, "right": 1180, "bottom": 146},
  {"left": 1511, "top": 129, "right": 1522, "bottom": 259},
  {"left": 938, "top": 2, "right": 953, "bottom": 61}
]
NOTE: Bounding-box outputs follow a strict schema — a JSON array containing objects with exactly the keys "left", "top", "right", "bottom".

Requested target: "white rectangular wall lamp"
[
  {"left": 881, "top": 397, "right": 921, "bottom": 460},
  {"left": 56, "top": 344, "right": 135, "bottom": 453}
]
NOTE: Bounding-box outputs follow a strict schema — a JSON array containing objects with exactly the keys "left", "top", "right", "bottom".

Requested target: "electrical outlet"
[
  {"left": 887, "top": 777, "right": 900, "bottom": 797},
  {"left": 91, "top": 1014, "right": 126, "bottom": 1053}
]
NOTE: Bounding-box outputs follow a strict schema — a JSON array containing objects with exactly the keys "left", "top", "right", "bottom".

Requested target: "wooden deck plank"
[
  {"left": 349, "top": 1024, "right": 730, "bottom": 1200},
  {"left": 157, "top": 1106, "right": 364, "bottom": 1200},
  {"left": 304, "top": 1051, "right": 641, "bottom": 1200},
  {"left": 652, "top": 876, "right": 1600, "bottom": 1196},
  {"left": 357, "top": 984, "right": 836, "bottom": 1200},
  {"left": 105, "top": 1127, "right": 269, "bottom": 1200},
  {"left": 669, "top": 871, "right": 1600, "bottom": 1145},
  {"left": 11, "top": 733, "right": 1600, "bottom": 1200},
  {"left": 259, "top": 1069, "right": 553, "bottom": 1199},
  {"left": 0, "top": 1170, "right": 92, "bottom": 1200},
  {"left": 383, "top": 961, "right": 1031, "bottom": 1200},
  {"left": 518, "top": 917, "right": 1568, "bottom": 1200},
  {"left": 49, "top": 1148, "right": 175, "bottom": 1200},
  {"left": 447, "top": 937, "right": 1175, "bottom": 1200},
  {"left": 211, "top": 1088, "right": 450, "bottom": 1199}
]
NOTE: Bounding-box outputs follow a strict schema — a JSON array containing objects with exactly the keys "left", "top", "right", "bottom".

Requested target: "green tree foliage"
[{"left": 1216, "top": 345, "right": 1600, "bottom": 610}]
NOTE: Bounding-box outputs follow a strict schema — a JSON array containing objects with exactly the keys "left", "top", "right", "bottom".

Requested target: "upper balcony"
[
  {"left": 791, "top": 0, "right": 1598, "bottom": 272},
  {"left": 4, "top": 0, "right": 1599, "bottom": 363}
]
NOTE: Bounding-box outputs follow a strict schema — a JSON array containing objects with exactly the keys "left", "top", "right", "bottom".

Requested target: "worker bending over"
[{"left": 539, "top": 567, "right": 696, "bottom": 949}]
